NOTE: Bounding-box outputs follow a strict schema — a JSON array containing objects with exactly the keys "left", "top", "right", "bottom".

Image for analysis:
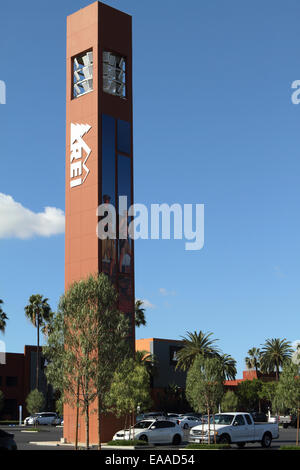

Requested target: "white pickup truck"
[{"left": 189, "top": 412, "right": 279, "bottom": 448}]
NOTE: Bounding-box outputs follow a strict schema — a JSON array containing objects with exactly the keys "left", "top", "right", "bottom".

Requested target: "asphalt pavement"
[{"left": 1, "top": 425, "right": 299, "bottom": 450}]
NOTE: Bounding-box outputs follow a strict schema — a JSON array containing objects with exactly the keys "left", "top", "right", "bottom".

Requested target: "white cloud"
[
  {"left": 0, "top": 193, "right": 65, "bottom": 239},
  {"left": 141, "top": 299, "right": 156, "bottom": 309},
  {"left": 159, "top": 288, "right": 176, "bottom": 296}
]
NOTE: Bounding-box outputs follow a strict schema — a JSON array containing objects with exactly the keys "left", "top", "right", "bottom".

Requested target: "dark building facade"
[{"left": 0, "top": 346, "right": 51, "bottom": 420}]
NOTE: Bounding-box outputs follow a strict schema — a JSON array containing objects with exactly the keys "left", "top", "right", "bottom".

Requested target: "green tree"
[
  {"left": 26, "top": 389, "right": 45, "bottom": 416},
  {"left": 273, "top": 362, "right": 300, "bottom": 445},
  {"left": 105, "top": 358, "right": 151, "bottom": 439},
  {"left": 186, "top": 356, "right": 224, "bottom": 443},
  {"left": 258, "top": 381, "right": 277, "bottom": 414},
  {"left": 135, "top": 349, "right": 157, "bottom": 380},
  {"left": 245, "top": 347, "right": 261, "bottom": 376},
  {"left": 221, "top": 390, "right": 238, "bottom": 412},
  {"left": 0, "top": 299, "right": 8, "bottom": 334},
  {"left": 236, "top": 379, "right": 262, "bottom": 411},
  {"left": 260, "top": 338, "right": 293, "bottom": 381},
  {"left": 135, "top": 300, "right": 146, "bottom": 327},
  {"left": 176, "top": 330, "right": 220, "bottom": 371},
  {"left": 218, "top": 354, "right": 237, "bottom": 380},
  {"left": 24, "top": 295, "right": 52, "bottom": 391},
  {"left": 43, "top": 273, "right": 131, "bottom": 450}
]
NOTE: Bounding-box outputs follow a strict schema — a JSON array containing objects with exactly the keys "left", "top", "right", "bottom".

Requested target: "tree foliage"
[
  {"left": 236, "top": 379, "right": 262, "bottom": 411},
  {"left": 0, "top": 299, "right": 8, "bottom": 334},
  {"left": 105, "top": 358, "right": 152, "bottom": 433},
  {"left": 186, "top": 356, "right": 224, "bottom": 414},
  {"left": 260, "top": 338, "right": 293, "bottom": 380},
  {"left": 26, "top": 389, "right": 45, "bottom": 416},
  {"left": 221, "top": 390, "right": 238, "bottom": 412},
  {"left": 135, "top": 300, "right": 147, "bottom": 327},
  {"left": 24, "top": 294, "right": 52, "bottom": 391},
  {"left": 43, "top": 273, "right": 131, "bottom": 449},
  {"left": 176, "top": 331, "right": 220, "bottom": 371},
  {"left": 245, "top": 347, "right": 261, "bottom": 375}
]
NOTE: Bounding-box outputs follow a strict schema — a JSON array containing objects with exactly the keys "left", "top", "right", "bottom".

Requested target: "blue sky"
[{"left": 0, "top": 0, "right": 300, "bottom": 377}]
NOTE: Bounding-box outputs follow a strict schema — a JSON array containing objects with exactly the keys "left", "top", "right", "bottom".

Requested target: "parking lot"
[{"left": 0, "top": 425, "right": 299, "bottom": 450}]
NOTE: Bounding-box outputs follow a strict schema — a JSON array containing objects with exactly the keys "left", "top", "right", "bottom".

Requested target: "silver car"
[{"left": 24, "top": 412, "right": 60, "bottom": 426}]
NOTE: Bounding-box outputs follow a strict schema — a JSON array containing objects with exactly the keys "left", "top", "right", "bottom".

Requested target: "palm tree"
[
  {"left": 245, "top": 347, "right": 261, "bottom": 377},
  {"left": 25, "top": 294, "right": 52, "bottom": 391},
  {"left": 135, "top": 349, "right": 157, "bottom": 380},
  {"left": 260, "top": 338, "right": 293, "bottom": 381},
  {"left": 135, "top": 300, "right": 146, "bottom": 327},
  {"left": 0, "top": 299, "right": 8, "bottom": 334},
  {"left": 175, "top": 330, "right": 220, "bottom": 371},
  {"left": 218, "top": 353, "right": 237, "bottom": 380}
]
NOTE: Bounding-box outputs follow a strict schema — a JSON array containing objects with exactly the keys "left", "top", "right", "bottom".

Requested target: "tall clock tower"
[{"left": 64, "top": 1, "right": 134, "bottom": 444}]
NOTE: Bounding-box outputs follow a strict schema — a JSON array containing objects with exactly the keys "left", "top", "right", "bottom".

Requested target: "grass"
[
  {"left": 280, "top": 445, "right": 300, "bottom": 450},
  {"left": 185, "top": 443, "right": 231, "bottom": 450},
  {"left": 106, "top": 439, "right": 148, "bottom": 446}
]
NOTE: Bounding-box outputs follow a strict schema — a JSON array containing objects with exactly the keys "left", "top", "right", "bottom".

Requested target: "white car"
[
  {"left": 113, "top": 419, "right": 184, "bottom": 445},
  {"left": 189, "top": 412, "right": 279, "bottom": 448},
  {"left": 24, "top": 412, "right": 61, "bottom": 426},
  {"left": 177, "top": 416, "right": 202, "bottom": 430}
]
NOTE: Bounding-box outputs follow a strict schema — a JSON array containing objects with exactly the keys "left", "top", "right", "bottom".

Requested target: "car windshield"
[
  {"left": 209, "top": 414, "right": 234, "bottom": 425},
  {"left": 133, "top": 421, "right": 153, "bottom": 429}
]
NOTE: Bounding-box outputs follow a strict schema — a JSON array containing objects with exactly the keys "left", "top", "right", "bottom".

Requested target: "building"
[
  {"left": 0, "top": 346, "right": 52, "bottom": 420},
  {"left": 136, "top": 338, "right": 277, "bottom": 410},
  {"left": 64, "top": 2, "right": 134, "bottom": 444},
  {"left": 136, "top": 338, "right": 189, "bottom": 411}
]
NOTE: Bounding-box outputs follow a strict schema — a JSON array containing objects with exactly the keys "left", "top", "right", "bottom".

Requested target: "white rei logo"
[{"left": 70, "top": 123, "right": 91, "bottom": 188}]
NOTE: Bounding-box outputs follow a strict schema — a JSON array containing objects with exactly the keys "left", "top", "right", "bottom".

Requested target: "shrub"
[
  {"left": 106, "top": 439, "right": 148, "bottom": 446},
  {"left": 185, "top": 443, "right": 231, "bottom": 450},
  {"left": 280, "top": 445, "right": 300, "bottom": 450}
]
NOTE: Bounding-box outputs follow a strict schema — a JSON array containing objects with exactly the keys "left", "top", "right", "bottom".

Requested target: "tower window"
[
  {"left": 103, "top": 51, "right": 126, "bottom": 98},
  {"left": 73, "top": 51, "right": 93, "bottom": 98}
]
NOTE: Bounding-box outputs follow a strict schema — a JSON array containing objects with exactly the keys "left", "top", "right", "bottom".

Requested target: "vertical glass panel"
[
  {"left": 73, "top": 50, "right": 93, "bottom": 98},
  {"left": 117, "top": 120, "right": 131, "bottom": 155},
  {"left": 102, "top": 114, "right": 116, "bottom": 277},
  {"left": 118, "top": 154, "right": 132, "bottom": 274}
]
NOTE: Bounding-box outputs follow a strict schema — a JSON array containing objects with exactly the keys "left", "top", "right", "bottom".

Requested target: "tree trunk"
[
  {"left": 297, "top": 408, "right": 299, "bottom": 446},
  {"left": 36, "top": 316, "right": 40, "bottom": 391},
  {"left": 207, "top": 407, "right": 210, "bottom": 444},
  {"left": 75, "top": 378, "right": 80, "bottom": 450},
  {"left": 85, "top": 400, "right": 89, "bottom": 450},
  {"left": 97, "top": 396, "right": 102, "bottom": 450}
]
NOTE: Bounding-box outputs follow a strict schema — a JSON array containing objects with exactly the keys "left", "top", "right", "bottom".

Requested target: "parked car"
[
  {"left": 113, "top": 419, "right": 183, "bottom": 445},
  {"left": 180, "top": 412, "right": 202, "bottom": 420},
  {"left": 177, "top": 415, "right": 202, "bottom": 430},
  {"left": 24, "top": 412, "right": 61, "bottom": 426},
  {"left": 0, "top": 429, "right": 17, "bottom": 450},
  {"left": 250, "top": 412, "right": 268, "bottom": 423},
  {"left": 189, "top": 412, "right": 279, "bottom": 448},
  {"left": 278, "top": 414, "right": 298, "bottom": 428}
]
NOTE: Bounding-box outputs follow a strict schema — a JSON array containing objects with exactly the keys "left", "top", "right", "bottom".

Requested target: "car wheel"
[
  {"left": 172, "top": 434, "right": 181, "bottom": 445},
  {"left": 183, "top": 423, "right": 189, "bottom": 430},
  {"left": 261, "top": 432, "right": 272, "bottom": 448},
  {"left": 283, "top": 423, "right": 288, "bottom": 429},
  {"left": 218, "top": 434, "right": 231, "bottom": 445},
  {"left": 237, "top": 442, "right": 246, "bottom": 448},
  {"left": 139, "top": 435, "right": 148, "bottom": 443}
]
